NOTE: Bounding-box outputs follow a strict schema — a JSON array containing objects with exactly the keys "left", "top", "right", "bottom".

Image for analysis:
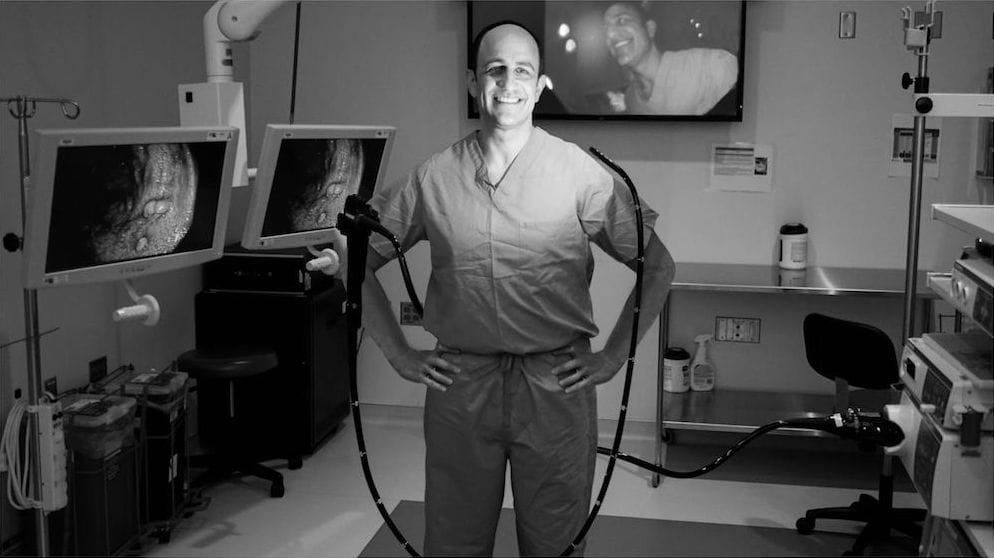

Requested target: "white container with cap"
[
  {"left": 662, "top": 347, "right": 691, "bottom": 393},
  {"left": 778, "top": 223, "right": 808, "bottom": 270}
]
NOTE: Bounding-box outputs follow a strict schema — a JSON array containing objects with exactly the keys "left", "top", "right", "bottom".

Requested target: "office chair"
[
  {"left": 178, "top": 346, "right": 302, "bottom": 498},
  {"left": 795, "top": 313, "right": 926, "bottom": 556}
]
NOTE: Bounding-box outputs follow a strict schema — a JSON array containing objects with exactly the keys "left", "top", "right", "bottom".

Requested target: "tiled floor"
[{"left": 146, "top": 404, "right": 924, "bottom": 558}]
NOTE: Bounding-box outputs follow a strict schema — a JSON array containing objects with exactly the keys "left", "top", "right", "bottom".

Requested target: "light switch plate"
[{"left": 839, "top": 11, "right": 856, "bottom": 39}]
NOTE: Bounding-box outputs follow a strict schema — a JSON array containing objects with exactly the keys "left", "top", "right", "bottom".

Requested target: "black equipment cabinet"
[{"left": 193, "top": 282, "right": 349, "bottom": 458}]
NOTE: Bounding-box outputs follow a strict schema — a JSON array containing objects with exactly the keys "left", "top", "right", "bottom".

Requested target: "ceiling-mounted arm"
[
  {"left": 204, "top": 0, "right": 291, "bottom": 82},
  {"left": 187, "top": 0, "right": 291, "bottom": 186}
]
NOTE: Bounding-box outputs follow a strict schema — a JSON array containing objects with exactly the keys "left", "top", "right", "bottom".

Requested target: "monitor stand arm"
[{"left": 112, "top": 279, "right": 160, "bottom": 327}]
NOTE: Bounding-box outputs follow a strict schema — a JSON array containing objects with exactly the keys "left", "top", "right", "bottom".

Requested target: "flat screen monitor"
[
  {"left": 241, "top": 124, "right": 396, "bottom": 250},
  {"left": 23, "top": 126, "right": 238, "bottom": 288},
  {"left": 468, "top": 1, "right": 746, "bottom": 121}
]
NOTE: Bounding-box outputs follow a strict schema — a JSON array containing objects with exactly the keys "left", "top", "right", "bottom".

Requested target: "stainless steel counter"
[
  {"left": 651, "top": 263, "right": 937, "bottom": 487},
  {"left": 669, "top": 263, "right": 934, "bottom": 296}
]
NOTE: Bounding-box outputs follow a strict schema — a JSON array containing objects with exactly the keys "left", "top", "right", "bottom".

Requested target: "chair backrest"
[{"left": 802, "top": 313, "right": 899, "bottom": 390}]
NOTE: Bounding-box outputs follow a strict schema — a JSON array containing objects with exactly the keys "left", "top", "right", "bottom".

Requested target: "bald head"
[{"left": 470, "top": 21, "right": 543, "bottom": 74}]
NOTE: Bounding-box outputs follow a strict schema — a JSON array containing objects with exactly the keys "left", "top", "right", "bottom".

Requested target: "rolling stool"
[{"left": 178, "top": 346, "right": 302, "bottom": 498}]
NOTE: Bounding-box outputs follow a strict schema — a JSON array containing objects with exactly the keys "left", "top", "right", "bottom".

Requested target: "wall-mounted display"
[{"left": 468, "top": 1, "right": 746, "bottom": 121}]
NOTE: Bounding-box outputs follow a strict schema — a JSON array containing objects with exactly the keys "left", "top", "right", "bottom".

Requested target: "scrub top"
[
  {"left": 625, "top": 48, "right": 738, "bottom": 115},
  {"left": 369, "top": 127, "right": 658, "bottom": 355}
]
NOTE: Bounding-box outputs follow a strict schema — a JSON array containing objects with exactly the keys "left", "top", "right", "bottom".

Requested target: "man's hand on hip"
[
  {"left": 550, "top": 347, "right": 622, "bottom": 394},
  {"left": 390, "top": 347, "right": 462, "bottom": 392}
]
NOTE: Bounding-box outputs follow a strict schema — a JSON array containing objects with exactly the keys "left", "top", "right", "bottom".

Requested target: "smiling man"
[
  {"left": 603, "top": 1, "right": 738, "bottom": 115},
  {"left": 362, "top": 21, "right": 674, "bottom": 556}
]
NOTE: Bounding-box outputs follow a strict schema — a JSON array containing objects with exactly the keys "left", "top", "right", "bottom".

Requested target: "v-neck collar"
[{"left": 470, "top": 127, "right": 546, "bottom": 191}]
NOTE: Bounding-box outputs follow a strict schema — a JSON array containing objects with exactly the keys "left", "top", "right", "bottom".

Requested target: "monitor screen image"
[
  {"left": 241, "top": 124, "right": 395, "bottom": 250},
  {"left": 23, "top": 127, "right": 238, "bottom": 288},
  {"left": 468, "top": 1, "right": 746, "bottom": 121}
]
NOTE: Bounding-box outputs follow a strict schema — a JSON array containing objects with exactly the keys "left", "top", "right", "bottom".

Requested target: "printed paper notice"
[
  {"left": 888, "top": 114, "right": 941, "bottom": 178},
  {"left": 709, "top": 143, "right": 773, "bottom": 192}
]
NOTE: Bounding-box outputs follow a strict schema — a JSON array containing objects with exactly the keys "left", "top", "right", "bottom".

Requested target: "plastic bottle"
[
  {"left": 690, "top": 334, "right": 716, "bottom": 391},
  {"left": 662, "top": 347, "right": 691, "bottom": 393},
  {"left": 778, "top": 223, "right": 808, "bottom": 269}
]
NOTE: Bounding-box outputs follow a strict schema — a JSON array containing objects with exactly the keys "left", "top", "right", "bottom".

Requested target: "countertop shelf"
[
  {"left": 661, "top": 388, "right": 896, "bottom": 435},
  {"left": 931, "top": 204, "right": 994, "bottom": 243},
  {"left": 669, "top": 263, "right": 936, "bottom": 297}
]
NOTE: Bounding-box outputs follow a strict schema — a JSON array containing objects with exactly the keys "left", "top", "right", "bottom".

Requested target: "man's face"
[
  {"left": 468, "top": 24, "right": 546, "bottom": 130},
  {"left": 604, "top": 3, "right": 655, "bottom": 67}
]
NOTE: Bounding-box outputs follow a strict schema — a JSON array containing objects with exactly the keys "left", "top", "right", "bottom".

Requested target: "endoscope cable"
[{"left": 560, "top": 146, "right": 646, "bottom": 556}]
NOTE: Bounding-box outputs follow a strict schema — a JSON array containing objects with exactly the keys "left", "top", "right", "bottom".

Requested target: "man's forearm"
[
  {"left": 602, "top": 234, "right": 675, "bottom": 368},
  {"left": 361, "top": 259, "right": 412, "bottom": 365}
]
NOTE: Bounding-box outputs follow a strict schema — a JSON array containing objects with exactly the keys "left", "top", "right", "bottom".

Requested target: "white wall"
[{"left": 246, "top": 0, "right": 993, "bottom": 420}]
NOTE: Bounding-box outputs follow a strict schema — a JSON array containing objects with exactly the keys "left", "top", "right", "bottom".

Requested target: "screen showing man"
[
  {"left": 602, "top": 1, "right": 738, "bottom": 115},
  {"left": 469, "top": 0, "right": 745, "bottom": 120}
]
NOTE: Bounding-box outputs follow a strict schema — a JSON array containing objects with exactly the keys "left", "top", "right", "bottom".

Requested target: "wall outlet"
[
  {"left": 88, "top": 356, "right": 108, "bottom": 384},
  {"left": 715, "top": 316, "right": 761, "bottom": 343},
  {"left": 399, "top": 302, "right": 422, "bottom": 326}
]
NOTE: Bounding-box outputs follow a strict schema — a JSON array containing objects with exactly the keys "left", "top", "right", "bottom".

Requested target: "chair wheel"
[
  {"left": 270, "top": 482, "right": 285, "bottom": 498},
  {"left": 288, "top": 457, "right": 303, "bottom": 470},
  {"left": 796, "top": 517, "right": 815, "bottom": 534}
]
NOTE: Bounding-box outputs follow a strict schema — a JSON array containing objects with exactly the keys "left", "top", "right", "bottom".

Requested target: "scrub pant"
[{"left": 424, "top": 340, "right": 597, "bottom": 557}]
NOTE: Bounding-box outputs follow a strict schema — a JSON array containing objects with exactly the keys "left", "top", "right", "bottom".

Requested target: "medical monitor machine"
[
  {"left": 240, "top": 124, "right": 395, "bottom": 274},
  {"left": 23, "top": 126, "right": 239, "bottom": 325}
]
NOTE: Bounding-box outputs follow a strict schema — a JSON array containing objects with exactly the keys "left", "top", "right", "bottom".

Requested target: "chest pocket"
[{"left": 495, "top": 216, "right": 583, "bottom": 276}]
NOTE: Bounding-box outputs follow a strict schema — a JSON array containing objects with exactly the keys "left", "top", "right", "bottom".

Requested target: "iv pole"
[
  {"left": 899, "top": 4, "right": 933, "bottom": 342},
  {"left": 1, "top": 94, "right": 80, "bottom": 558}
]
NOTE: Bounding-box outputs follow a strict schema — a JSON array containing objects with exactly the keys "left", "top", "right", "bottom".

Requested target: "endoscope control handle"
[{"left": 305, "top": 247, "right": 341, "bottom": 276}]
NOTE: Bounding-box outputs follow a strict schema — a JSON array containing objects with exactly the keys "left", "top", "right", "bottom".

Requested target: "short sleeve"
[
  {"left": 578, "top": 156, "right": 660, "bottom": 264},
  {"left": 367, "top": 166, "right": 427, "bottom": 261}
]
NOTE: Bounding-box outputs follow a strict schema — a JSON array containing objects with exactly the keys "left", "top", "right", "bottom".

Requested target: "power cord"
[{"left": 3, "top": 400, "right": 38, "bottom": 510}]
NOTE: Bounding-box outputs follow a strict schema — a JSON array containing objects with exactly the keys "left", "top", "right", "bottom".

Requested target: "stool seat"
[
  {"left": 178, "top": 344, "right": 290, "bottom": 498},
  {"left": 177, "top": 346, "right": 278, "bottom": 380}
]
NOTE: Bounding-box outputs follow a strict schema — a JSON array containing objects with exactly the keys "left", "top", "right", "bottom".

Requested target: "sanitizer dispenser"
[{"left": 690, "top": 334, "right": 716, "bottom": 391}]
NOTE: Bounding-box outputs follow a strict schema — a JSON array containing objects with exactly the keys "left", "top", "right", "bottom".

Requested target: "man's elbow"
[{"left": 643, "top": 235, "right": 675, "bottom": 286}]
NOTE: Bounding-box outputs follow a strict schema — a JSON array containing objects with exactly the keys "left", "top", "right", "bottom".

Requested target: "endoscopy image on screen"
[
  {"left": 260, "top": 137, "right": 387, "bottom": 238},
  {"left": 44, "top": 141, "right": 226, "bottom": 273}
]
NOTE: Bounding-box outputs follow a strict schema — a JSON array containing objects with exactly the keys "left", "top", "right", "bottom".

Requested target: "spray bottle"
[{"left": 690, "top": 334, "right": 716, "bottom": 391}]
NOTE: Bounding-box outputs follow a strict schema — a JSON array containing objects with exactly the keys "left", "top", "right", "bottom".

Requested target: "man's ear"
[
  {"left": 646, "top": 19, "right": 657, "bottom": 40},
  {"left": 466, "top": 69, "right": 479, "bottom": 98},
  {"left": 536, "top": 74, "right": 549, "bottom": 99}
]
